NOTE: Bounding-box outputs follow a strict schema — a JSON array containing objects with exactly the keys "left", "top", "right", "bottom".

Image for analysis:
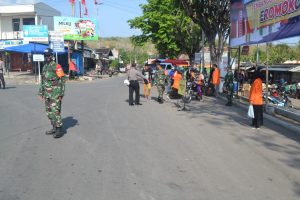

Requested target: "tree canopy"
[
  {"left": 174, "top": 0, "right": 230, "bottom": 64},
  {"left": 128, "top": 0, "right": 202, "bottom": 61}
]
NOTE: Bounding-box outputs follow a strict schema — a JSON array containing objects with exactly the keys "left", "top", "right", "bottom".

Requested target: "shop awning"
[
  {"left": 261, "top": 65, "right": 300, "bottom": 72},
  {"left": 4, "top": 42, "right": 67, "bottom": 54}
]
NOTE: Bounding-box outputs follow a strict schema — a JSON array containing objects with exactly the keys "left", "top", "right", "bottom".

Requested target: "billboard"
[
  {"left": 54, "top": 16, "right": 99, "bottom": 41},
  {"left": 230, "top": 0, "right": 300, "bottom": 47},
  {"left": 23, "top": 25, "right": 48, "bottom": 42}
]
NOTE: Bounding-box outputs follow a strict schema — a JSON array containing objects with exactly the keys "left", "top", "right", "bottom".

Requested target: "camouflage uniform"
[
  {"left": 154, "top": 68, "right": 167, "bottom": 103},
  {"left": 224, "top": 70, "right": 234, "bottom": 106},
  {"left": 39, "top": 61, "right": 65, "bottom": 127}
]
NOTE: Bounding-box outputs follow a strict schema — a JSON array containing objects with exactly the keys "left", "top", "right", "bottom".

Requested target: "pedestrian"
[
  {"left": 38, "top": 48, "right": 66, "bottom": 138},
  {"left": 154, "top": 64, "right": 167, "bottom": 104},
  {"left": 211, "top": 64, "right": 220, "bottom": 97},
  {"left": 171, "top": 69, "right": 183, "bottom": 99},
  {"left": 0, "top": 57, "right": 6, "bottom": 89},
  {"left": 69, "top": 60, "right": 78, "bottom": 79},
  {"left": 249, "top": 70, "right": 263, "bottom": 129},
  {"left": 127, "top": 63, "right": 147, "bottom": 106},
  {"left": 142, "top": 64, "right": 152, "bottom": 100},
  {"left": 224, "top": 67, "right": 234, "bottom": 106}
]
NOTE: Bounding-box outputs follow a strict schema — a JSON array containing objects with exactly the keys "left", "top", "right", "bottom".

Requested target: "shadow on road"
[
  {"left": 172, "top": 96, "right": 300, "bottom": 180},
  {"left": 0, "top": 86, "right": 16, "bottom": 90},
  {"left": 62, "top": 116, "right": 78, "bottom": 133}
]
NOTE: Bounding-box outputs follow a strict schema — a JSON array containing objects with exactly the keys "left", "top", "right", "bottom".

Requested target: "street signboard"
[
  {"left": 33, "top": 54, "right": 45, "bottom": 62},
  {"left": 49, "top": 31, "right": 65, "bottom": 52},
  {"left": 54, "top": 16, "right": 99, "bottom": 41},
  {"left": 23, "top": 25, "right": 48, "bottom": 42},
  {"left": 0, "top": 40, "right": 28, "bottom": 49}
]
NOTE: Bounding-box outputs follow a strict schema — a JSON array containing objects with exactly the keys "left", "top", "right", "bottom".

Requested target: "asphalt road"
[{"left": 0, "top": 77, "right": 300, "bottom": 200}]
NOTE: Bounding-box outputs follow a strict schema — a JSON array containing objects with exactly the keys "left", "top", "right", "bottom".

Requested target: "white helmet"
[{"left": 124, "top": 79, "right": 130, "bottom": 86}]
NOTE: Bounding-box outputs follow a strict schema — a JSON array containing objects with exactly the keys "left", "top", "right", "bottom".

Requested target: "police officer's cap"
[{"left": 44, "top": 48, "right": 54, "bottom": 56}]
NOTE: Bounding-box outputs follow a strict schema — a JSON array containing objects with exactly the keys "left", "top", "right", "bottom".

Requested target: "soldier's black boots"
[
  {"left": 45, "top": 122, "right": 56, "bottom": 135},
  {"left": 158, "top": 97, "right": 164, "bottom": 104},
  {"left": 53, "top": 127, "right": 64, "bottom": 138}
]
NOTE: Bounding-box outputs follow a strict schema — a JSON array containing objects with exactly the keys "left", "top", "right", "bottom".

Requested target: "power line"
[
  {"left": 101, "top": 2, "right": 140, "bottom": 15},
  {"left": 102, "top": 0, "right": 141, "bottom": 11}
]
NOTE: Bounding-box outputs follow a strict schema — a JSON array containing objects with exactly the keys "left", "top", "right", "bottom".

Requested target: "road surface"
[{"left": 0, "top": 77, "right": 300, "bottom": 200}]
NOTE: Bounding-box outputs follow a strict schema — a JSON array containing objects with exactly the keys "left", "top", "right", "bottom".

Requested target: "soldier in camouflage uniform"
[
  {"left": 38, "top": 48, "right": 65, "bottom": 138},
  {"left": 224, "top": 67, "right": 234, "bottom": 106},
  {"left": 154, "top": 64, "right": 167, "bottom": 104}
]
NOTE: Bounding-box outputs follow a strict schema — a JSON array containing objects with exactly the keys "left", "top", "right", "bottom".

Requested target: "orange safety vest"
[
  {"left": 249, "top": 78, "right": 263, "bottom": 105},
  {"left": 212, "top": 68, "right": 220, "bottom": 85},
  {"left": 172, "top": 73, "right": 182, "bottom": 90}
]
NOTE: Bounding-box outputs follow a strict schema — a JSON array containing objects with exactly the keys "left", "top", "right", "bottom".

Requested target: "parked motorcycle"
[
  {"left": 264, "top": 91, "right": 293, "bottom": 108},
  {"left": 182, "top": 80, "right": 203, "bottom": 103}
]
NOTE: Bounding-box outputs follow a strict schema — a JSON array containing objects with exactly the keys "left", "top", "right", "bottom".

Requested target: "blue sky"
[{"left": 1, "top": 0, "right": 147, "bottom": 37}]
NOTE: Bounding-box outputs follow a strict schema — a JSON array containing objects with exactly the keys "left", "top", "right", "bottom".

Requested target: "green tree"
[
  {"left": 110, "top": 59, "right": 119, "bottom": 69},
  {"left": 175, "top": 0, "right": 230, "bottom": 64},
  {"left": 269, "top": 44, "right": 296, "bottom": 65},
  {"left": 128, "top": 0, "right": 202, "bottom": 60}
]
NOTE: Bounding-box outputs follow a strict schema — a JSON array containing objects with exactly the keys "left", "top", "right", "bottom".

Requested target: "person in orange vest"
[
  {"left": 171, "top": 69, "right": 183, "bottom": 98},
  {"left": 69, "top": 60, "right": 79, "bottom": 80},
  {"left": 249, "top": 70, "right": 264, "bottom": 129},
  {"left": 211, "top": 64, "right": 220, "bottom": 97}
]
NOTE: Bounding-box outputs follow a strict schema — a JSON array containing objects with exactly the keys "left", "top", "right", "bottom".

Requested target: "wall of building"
[
  {"left": 35, "top": 3, "right": 60, "bottom": 30},
  {"left": 0, "top": 3, "right": 60, "bottom": 39}
]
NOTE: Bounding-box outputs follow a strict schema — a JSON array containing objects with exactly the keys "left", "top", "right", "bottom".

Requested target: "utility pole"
[
  {"left": 201, "top": 30, "right": 205, "bottom": 73},
  {"left": 79, "top": 0, "right": 84, "bottom": 75}
]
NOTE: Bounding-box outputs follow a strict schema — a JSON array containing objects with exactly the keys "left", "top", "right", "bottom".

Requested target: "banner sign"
[
  {"left": 0, "top": 40, "right": 28, "bottom": 49},
  {"left": 230, "top": 0, "right": 300, "bottom": 47},
  {"left": 49, "top": 31, "right": 65, "bottom": 52},
  {"left": 54, "top": 16, "right": 99, "bottom": 41},
  {"left": 178, "top": 80, "right": 186, "bottom": 96},
  {"left": 23, "top": 25, "right": 48, "bottom": 42}
]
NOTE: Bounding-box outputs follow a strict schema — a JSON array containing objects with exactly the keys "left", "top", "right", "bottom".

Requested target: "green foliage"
[
  {"left": 128, "top": 0, "right": 202, "bottom": 59},
  {"left": 119, "top": 48, "right": 149, "bottom": 67},
  {"left": 268, "top": 44, "right": 295, "bottom": 64},
  {"left": 174, "top": 0, "right": 230, "bottom": 63},
  {"left": 241, "top": 44, "right": 298, "bottom": 65},
  {"left": 110, "top": 59, "right": 119, "bottom": 69}
]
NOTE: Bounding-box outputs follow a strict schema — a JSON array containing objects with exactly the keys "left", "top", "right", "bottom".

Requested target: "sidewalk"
[
  {"left": 3, "top": 71, "right": 116, "bottom": 85},
  {"left": 4, "top": 72, "right": 38, "bottom": 85},
  {"left": 164, "top": 92, "right": 300, "bottom": 135},
  {"left": 220, "top": 94, "right": 300, "bottom": 134}
]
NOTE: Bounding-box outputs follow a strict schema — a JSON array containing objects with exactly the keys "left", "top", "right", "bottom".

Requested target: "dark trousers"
[
  {"left": 226, "top": 91, "right": 233, "bottom": 104},
  {"left": 0, "top": 73, "right": 5, "bottom": 89},
  {"left": 129, "top": 80, "right": 140, "bottom": 104},
  {"left": 252, "top": 105, "right": 263, "bottom": 128}
]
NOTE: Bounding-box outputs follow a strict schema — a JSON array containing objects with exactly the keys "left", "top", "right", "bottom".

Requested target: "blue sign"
[
  {"left": 49, "top": 31, "right": 65, "bottom": 52},
  {"left": 23, "top": 25, "right": 48, "bottom": 42}
]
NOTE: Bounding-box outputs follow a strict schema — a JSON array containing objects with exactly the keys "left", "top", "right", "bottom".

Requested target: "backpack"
[{"left": 56, "top": 64, "right": 65, "bottom": 78}]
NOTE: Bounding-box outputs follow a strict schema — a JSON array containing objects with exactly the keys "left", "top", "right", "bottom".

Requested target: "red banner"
[{"left": 69, "top": 0, "right": 75, "bottom": 4}]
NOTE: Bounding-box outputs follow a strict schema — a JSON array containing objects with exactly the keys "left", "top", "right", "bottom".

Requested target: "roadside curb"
[{"left": 223, "top": 95, "right": 300, "bottom": 134}]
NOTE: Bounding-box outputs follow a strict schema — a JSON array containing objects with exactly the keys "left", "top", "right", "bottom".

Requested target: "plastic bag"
[
  {"left": 247, "top": 104, "right": 254, "bottom": 118},
  {"left": 124, "top": 79, "right": 130, "bottom": 86}
]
